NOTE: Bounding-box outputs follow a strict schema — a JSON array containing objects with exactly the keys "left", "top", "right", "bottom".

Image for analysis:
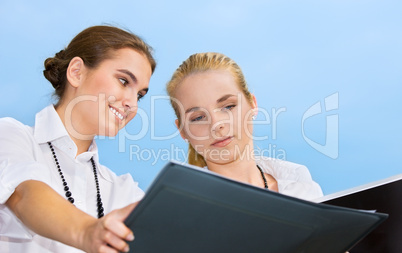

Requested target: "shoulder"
[
  {"left": 0, "top": 117, "right": 33, "bottom": 143},
  {"left": 0, "top": 117, "right": 29, "bottom": 130},
  {"left": 256, "top": 156, "right": 311, "bottom": 181},
  {"left": 256, "top": 156, "right": 323, "bottom": 200}
]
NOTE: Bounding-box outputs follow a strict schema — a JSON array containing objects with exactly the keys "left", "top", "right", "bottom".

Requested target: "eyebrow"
[
  {"left": 185, "top": 106, "right": 200, "bottom": 114},
  {"left": 217, "top": 94, "right": 235, "bottom": 103},
  {"left": 184, "top": 94, "right": 236, "bottom": 114},
  {"left": 117, "top": 69, "right": 137, "bottom": 83}
]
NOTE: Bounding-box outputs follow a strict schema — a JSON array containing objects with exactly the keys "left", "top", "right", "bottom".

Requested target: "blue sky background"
[{"left": 0, "top": 0, "right": 401, "bottom": 195}]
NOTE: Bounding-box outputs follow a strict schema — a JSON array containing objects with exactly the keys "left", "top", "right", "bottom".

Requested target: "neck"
[
  {"left": 206, "top": 156, "right": 263, "bottom": 187},
  {"left": 72, "top": 136, "right": 94, "bottom": 156},
  {"left": 55, "top": 103, "right": 94, "bottom": 156}
]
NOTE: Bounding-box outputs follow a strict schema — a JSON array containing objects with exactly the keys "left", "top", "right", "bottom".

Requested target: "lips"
[
  {"left": 109, "top": 106, "right": 125, "bottom": 121},
  {"left": 211, "top": 136, "right": 234, "bottom": 147}
]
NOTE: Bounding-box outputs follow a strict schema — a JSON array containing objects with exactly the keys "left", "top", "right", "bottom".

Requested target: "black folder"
[
  {"left": 125, "top": 161, "right": 387, "bottom": 253},
  {"left": 315, "top": 174, "right": 402, "bottom": 253}
]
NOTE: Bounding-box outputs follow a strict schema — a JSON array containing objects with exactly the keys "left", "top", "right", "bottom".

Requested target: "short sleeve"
[
  {"left": 0, "top": 205, "right": 34, "bottom": 240},
  {"left": 0, "top": 118, "right": 51, "bottom": 204},
  {"left": 278, "top": 164, "right": 324, "bottom": 201},
  {"left": 0, "top": 118, "right": 53, "bottom": 239}
]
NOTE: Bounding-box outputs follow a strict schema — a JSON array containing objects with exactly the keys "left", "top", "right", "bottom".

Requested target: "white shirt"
[
  {"left": 255, "top": 156, "right": 323, "bottom": 201},
  {"left": 0, "top": 105, "right": 145, "bottom": 252},
  {"left": 202, "top": 156, "right": 323, "bottom": 201}
]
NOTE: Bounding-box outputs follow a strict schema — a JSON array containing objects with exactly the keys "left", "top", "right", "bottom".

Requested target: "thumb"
[
  {"left": 118, "top": 202, "right": 139, "bottom": 221},
  {"left": 104, "top": 202, "right": 140, "bottom": 242}
]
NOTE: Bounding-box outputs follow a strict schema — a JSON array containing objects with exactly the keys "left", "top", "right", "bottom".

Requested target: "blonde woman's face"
[{"left": 175, "top": 70, "right": 256, "bottom": 165}]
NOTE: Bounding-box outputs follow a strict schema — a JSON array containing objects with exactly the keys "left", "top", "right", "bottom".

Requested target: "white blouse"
[
  {"left": 202, "top": 156, "right": 323, "bottom": 201},
  {"left": 0, "top": 105, "right": 144, "bottom": 253},
  {"left": 255, "top": 156, "right": 323, "bottom": 201}
]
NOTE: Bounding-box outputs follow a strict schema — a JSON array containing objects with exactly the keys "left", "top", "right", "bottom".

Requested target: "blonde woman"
[{"left": 167, "top": 52, "right": 323, "bottom": 201}]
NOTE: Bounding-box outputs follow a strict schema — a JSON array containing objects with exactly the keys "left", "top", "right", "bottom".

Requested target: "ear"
[
  {"left": 251, "top": 93, "right": 258, "bottom": 116},
  {"left": 175, "top": 118, "right": 187, "bottom": 140},
  {"left": 66, "top": 57, "right": 85, "bottom": 88}
]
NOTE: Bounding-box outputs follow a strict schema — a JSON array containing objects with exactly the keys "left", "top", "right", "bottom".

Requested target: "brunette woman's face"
[
  {"left": 70, "top": 48, "right": 152, "bottom": 137},
  {"left": 175, "top": 70, "right": 256, "bottom": 165}
]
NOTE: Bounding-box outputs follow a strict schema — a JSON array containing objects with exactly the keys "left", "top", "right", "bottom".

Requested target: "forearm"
[{"left": 5, "top": 180, "right": 93, "bottom": 251}]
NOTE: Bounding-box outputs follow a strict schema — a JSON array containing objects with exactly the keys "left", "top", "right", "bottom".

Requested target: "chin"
[
  {"left": 107, "top": 129, "right": 120, "bottom": 137},
  {"left": 98, "top": 126, "right": 120, "bottom": 137},
  {"left": 204, "top": 152, "right": 236, "bottom": 164}
]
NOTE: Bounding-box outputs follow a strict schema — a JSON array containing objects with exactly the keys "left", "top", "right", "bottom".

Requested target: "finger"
[
  {"left": 99, "top": 243, "right": 121, "bottom": 253},
  {"left": 102, "top": 217, "right": 132, "bottom": 241},
  {"left": 119, "top": 202, "right": 139, "bottom": 219},
  {"left": 103, "top": 231, "right": 130, "bottom": 253},
  {"left": 104, "top": 202, "right": 139, "bottom": 241}
]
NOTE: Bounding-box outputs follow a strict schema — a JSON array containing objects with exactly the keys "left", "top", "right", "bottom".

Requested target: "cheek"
[
  {"left": 240, "top": 110, "right": 253, "bottom": 139},
  {"left": 126, "top": 110, "right": 137, "bottom": 123},
  {"left": 192, "top": 142, "right": 207, "bottom": 156},
  {"left": 186, "top": 124, "right": 211, "bottom": 140}
]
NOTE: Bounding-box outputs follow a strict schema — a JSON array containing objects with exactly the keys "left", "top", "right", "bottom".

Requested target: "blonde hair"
[{"left": 166, "top": 52, "right": 253, "bottom": 167}]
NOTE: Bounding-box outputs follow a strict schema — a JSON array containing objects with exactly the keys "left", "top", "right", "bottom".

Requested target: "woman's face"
[
  {"left": 175, "top": 70, "right": 256, "bottom": 165},
  {"left": 69, "top": 48, "right": 152, "bottom": 138}
]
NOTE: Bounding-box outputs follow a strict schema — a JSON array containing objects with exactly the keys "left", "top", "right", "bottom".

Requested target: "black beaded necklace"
[
  {"left": 47, "top": 142, "right": 104, "bottom": 218},
  {"left": 256, "top": 165, "right": 268, "bottom": 189}
]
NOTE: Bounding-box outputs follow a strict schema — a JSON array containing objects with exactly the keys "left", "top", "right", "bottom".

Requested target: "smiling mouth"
[
  {"left": 109, "top": 106, "right": 124, "bottom": 120},
  {"left": 211, "top": 136, "right": 233, "bottom": 147}
]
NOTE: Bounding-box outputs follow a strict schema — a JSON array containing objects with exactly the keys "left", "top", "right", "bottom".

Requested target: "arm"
[{"left": 6, "top": 180, "right": 136, "bottom": 253}]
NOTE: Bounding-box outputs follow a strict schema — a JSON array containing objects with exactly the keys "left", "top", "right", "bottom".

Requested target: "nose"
[
  {"left": 211, "top": 113, "right": 227, "bottom": 137},
  {"left": 212, "top": 121, "right": 224, "bottom": 132},
  {"left": 122, "top": 89, "right": 138, "bottom": 112}
]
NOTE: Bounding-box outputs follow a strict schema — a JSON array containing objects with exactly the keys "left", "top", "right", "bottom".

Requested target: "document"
[{"left": 125, "top": 161, "right": 388, "bottom": 253}]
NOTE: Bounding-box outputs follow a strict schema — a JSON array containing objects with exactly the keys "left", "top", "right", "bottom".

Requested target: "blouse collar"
[{"left": 33, "top": 105, "right": 96, "bottom": 161}]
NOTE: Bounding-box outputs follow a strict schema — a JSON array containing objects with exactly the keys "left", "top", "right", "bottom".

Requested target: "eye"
[
  {"left": 119, "top": 78, "right": 129, "bottom": 86},
  {"left": 137, "top": 93, "right": 144, "bottom": 101},
  {"left": 190, "top": 115, "right": 204, "bottom": 122},
  {"left": 223, "top": 104, "right": 236, "bottom": 111}
]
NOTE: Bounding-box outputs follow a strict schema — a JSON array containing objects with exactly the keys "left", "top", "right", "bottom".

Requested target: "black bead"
[
  {"left": 256, "top": 165, "right": 268, "bottom": 189},
  {"left": 48, "top": 142, "right": 104, "bottom": 220},
  {"left": 65, "top": 191, "right": 72, "bottom": 197}
]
